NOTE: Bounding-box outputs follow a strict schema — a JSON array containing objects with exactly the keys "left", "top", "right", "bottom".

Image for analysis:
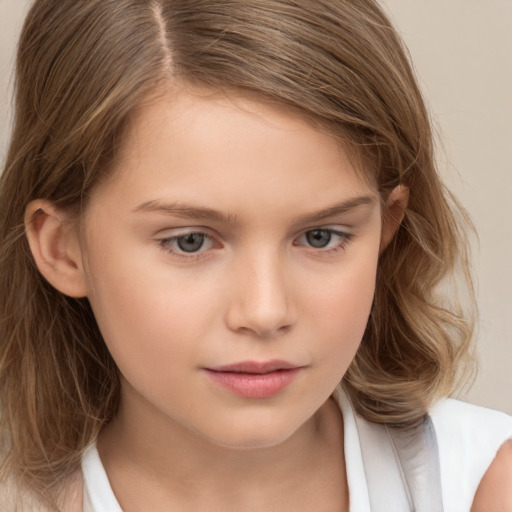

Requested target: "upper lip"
[{"left": 206, "top": 360, "right": 301, "bottom": 374}]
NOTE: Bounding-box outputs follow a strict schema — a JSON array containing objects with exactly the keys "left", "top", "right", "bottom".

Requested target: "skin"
[
  {"left": 26, "top": 88, "right": 512, "bottom": 510},
  {"left": 471, "top": 440, "right": 512, "bottom": 512},
  {"left": 83, "top": 89, "right": 385, "bottom": 511}
]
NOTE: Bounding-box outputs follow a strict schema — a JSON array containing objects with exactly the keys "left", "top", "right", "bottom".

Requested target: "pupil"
[
  {"left": 177, "top": 234, "right": 205, "bottom": 252},
  {"left": 306, "top": 230, "right": 331, "bottom": 248}
]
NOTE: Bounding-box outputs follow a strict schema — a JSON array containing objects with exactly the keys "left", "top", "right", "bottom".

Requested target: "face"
[{"left": 80, "top": 89, "right": 384, "bottom": 450}]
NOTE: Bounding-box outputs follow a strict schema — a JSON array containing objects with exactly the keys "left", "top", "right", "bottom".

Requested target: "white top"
[{"left": 81, "top": 388, "right": 512, "bottom": 512}]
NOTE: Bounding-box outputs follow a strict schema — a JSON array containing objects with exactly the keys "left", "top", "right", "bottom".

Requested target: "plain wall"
[
  {"left": 380, "top": 0, "right": 512, "bottom": 413},
  {"left": 1, "top": 1, "right": 511, "bottom": 413}
]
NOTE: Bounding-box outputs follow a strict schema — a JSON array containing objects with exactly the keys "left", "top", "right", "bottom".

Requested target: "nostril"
[
  {"left": 224, "top": 259, "right": 295, "bottom": 336},
  {"left": 234, "top": 319, "right": 292, "bottom": 339},
  {"left": 225, "top": 299, "right": 294, "bottom": 338}
]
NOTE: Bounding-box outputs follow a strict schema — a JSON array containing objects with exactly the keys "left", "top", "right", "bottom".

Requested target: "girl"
[{"left": 0, "top": 1, "right": 511, "bottom": 511}]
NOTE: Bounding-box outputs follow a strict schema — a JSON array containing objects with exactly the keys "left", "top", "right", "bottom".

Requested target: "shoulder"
[
  {"left": 429, "top": 398, "right": 512, "bottom": 512},
  {"left": 430, "top": 396, "right": 512, "bottom": 428},
  {"left": 0, "top": 471, "right": 83, "bottom": 512},
  {"left": 471, "top": 439, "right": 512, "bottom": 511},
  {"left": 0, "top": 476, "right": 19, "bottom": 512},
  {"left": 0, "top": 475, "right": 43, "bottom": 512},
  {"left": 429, "top": 397, "right": 512, "bottom": 452}
]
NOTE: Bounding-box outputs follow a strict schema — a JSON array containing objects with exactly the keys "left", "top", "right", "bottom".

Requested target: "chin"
[
  {"left": 212, "top": 432, "right": 294, "bottom": 452},
  {"left": 198, "top": 413, "right": 311, "bottom": 452}
]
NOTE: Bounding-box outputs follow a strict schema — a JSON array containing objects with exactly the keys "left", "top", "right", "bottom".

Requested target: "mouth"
[
  {"left": 207, "top": 360, "right": 300, "bottom": 374},
  {"left": 203, "top": 360, "right": 304, "bottom": 399}
]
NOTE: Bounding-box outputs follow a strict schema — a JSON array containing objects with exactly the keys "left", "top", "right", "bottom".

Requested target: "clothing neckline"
[{"left": 81, "top": 386, "right": 370, "bottom": 512}]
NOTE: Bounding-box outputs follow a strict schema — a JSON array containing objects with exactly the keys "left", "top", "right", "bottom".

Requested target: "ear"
[
  {"left": 25, "top": 200, "right": 87, "bottom": 298},
  {"left": 380, "top": 185, "right": 409, "bottom": 253}
]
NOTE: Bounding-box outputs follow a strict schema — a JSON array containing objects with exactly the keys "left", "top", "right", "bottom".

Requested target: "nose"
[{"left": 225, "top": 250, "right": 295, "bottom": 338}]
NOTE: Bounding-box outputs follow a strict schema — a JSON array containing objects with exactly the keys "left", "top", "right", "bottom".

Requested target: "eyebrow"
[
  {"left": 294, "top": 195, "right": 377, "bottom": 224},
  {"left": 133, "top": 200, "right": 239, "bottom": 224},
  {"left": 132, "top": 195, "right": 377, "bottom": 225}
]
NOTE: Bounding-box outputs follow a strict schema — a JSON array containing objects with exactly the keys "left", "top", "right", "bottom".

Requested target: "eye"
[
  {"left": 305, "top": 229, "right": 334, "bottom": 248},
  {"left": 159, "top": 231, "right": 215, "bottom": 256},
  {"left": 175, "top": 233, "right": 208, "bottom": 253},
  {"left": 295, "top": 228, "right": 353, "bottom": 252}
]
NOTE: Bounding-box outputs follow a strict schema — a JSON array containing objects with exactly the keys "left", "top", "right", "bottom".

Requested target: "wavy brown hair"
[{"left": 0, "top": 0, "right": 475, "bottom": 508}]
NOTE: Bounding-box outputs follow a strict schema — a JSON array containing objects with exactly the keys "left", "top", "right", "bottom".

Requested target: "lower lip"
[{"left": 204, "top": 368, "right": 301, "bottom": 398}]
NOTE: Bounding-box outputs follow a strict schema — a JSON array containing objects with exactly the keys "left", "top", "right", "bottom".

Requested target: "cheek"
[
  {"left": 307, "top": 251, "right": 378, "bottom": 360},
  {"left": 85, "top": 277, "right": 197, "bottom": 406},
  {"left": 82, "top": 239, "right": 223, "bottom": 385}
]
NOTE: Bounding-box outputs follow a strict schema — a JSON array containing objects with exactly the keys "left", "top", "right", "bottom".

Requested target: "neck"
[{"left": 97, "top": 384, "right": 347, "bottom": 511}]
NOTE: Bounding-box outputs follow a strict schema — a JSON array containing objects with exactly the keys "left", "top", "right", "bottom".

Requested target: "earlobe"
[
  {"left": 380, "top": 185, "right": 409, "bottom": 253},
  {"left": 25, "top": 200, "right": 88, "bottom": 298}
]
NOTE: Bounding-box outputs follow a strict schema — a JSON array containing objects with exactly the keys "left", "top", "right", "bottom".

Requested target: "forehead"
[{"left": 92, "top": 88, "right": 377, "bottom": 216}]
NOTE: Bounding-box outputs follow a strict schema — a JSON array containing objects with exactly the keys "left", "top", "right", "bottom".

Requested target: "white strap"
[
  {"left": 355, "top": 410, "right": 443, "bottom": 511},
  {"left": 388, "top": 418, "right": 444, "bottom": 511},
  {"left": 82, "top": 445, "right": 123, "bottom": 512}
]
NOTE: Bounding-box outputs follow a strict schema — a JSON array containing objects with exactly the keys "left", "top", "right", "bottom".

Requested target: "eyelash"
[
  {"left": 294, "top": 229, "right": 354, "bottom": 255},
  {"left": 157, "top": 228, "right": 354, "bottom": 260},
  {"left": 158, "top": 231, "right": 217, "bottom": 261}
]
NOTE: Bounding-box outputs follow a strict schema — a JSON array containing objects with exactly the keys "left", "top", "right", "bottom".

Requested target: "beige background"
[{"left": 1, "top": 1, "right": 511, "bottom": 413}]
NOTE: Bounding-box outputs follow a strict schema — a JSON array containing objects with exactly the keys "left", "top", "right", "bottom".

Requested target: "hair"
[{"left": 0, "top": 0, "right": 475, "bottom": 508}]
